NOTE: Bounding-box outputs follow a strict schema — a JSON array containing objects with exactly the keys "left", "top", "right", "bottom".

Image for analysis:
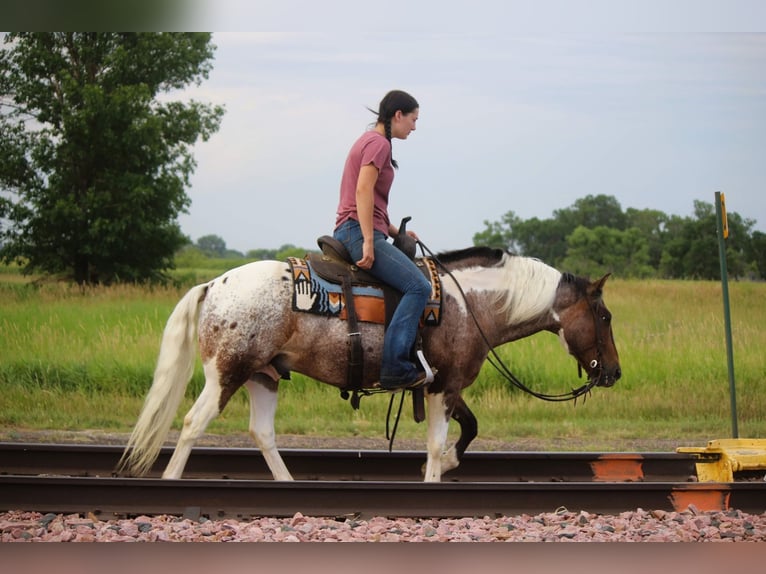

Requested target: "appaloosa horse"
[{"left": 118, "top": 246, "right": 621, "bottom": 482}]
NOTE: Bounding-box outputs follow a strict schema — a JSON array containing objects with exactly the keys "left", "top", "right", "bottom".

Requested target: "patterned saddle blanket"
[{"left": 287, "top": 255, "right": 442, "bottom": 326}]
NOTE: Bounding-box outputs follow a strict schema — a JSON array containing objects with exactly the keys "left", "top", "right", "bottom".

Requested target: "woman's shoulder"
[
  {"left": 357, "top": 129, "right": 386, "bottom": 143},
  {"left": 348, "top": 129, "right": 388, "bottom": 156}
]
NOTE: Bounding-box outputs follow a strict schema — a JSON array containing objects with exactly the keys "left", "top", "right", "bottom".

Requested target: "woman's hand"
[{"left": 356, "top": 240, "right": 375, "bottom": 269}]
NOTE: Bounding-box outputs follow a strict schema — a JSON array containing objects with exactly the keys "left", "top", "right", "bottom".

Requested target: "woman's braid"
[{"left": 384, "top": 118, "right": 398, "bottom": 169}]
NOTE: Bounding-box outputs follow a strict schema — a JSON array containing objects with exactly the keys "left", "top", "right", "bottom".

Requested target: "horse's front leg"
[
  {"left": 245, "top": 375, "right": 293, "bottom": 481},
  {"left": 423, "top": 391, "right": 452, "bottom": 482}
]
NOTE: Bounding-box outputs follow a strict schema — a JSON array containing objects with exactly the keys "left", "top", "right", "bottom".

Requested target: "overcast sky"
[{"left": 172, "top": 3, "right": 766, "bottom": 254}]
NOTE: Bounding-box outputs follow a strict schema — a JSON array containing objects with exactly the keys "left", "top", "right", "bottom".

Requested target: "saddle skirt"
[{"left": 287, "top": 253, "right": 442, "bottom": 326}]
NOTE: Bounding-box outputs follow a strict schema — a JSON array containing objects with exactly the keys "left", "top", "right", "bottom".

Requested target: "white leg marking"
[
  {"left": 245, "top": 378, "right": 293, "bottom": 481},
  {"left": 163, "top": 363, "right": 222, "bottom": 479},
  {"left": 423, "top": 392, "right": 450, "bottom": 482}
]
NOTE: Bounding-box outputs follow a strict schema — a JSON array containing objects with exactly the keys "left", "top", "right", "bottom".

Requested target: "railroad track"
[{"left": 1, "top": 443, "right": 764, "bottom": 519}]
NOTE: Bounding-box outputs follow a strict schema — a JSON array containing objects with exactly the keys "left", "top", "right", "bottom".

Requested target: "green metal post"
[{"left": 714, "top": 191, "right": 738, "bottom": 438}]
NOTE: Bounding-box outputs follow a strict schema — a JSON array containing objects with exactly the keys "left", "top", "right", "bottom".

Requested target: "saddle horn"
[{"left": 393, "top": 216, "right": 417, "bottom": 260}]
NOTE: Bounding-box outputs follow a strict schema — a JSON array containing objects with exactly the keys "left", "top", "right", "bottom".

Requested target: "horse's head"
[{"left": 555, "top": 273, "right": 621, "bottom": 388}]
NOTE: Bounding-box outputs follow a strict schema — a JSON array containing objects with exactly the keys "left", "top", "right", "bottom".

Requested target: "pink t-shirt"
[{"left": 335, "top": 130, "right": 394, "bottom": 236}]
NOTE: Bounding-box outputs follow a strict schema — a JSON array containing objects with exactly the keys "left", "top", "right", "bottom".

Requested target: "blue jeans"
[{"left": 334, "top": 219, "right": 431, "bottom": 382}]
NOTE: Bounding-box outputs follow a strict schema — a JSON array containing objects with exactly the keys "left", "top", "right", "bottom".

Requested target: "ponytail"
[{"left": 383, "top": 118, "right": 397, "bottom": 168}]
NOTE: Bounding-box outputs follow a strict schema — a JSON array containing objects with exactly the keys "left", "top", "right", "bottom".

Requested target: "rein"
[{"left": 417, "top": 240, "right": 600, "bottom": 403}]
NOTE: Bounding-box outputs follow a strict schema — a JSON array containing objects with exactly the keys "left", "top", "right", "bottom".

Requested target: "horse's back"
[{"left": 202, "top": 260, "right": 288, "bottom": 305}]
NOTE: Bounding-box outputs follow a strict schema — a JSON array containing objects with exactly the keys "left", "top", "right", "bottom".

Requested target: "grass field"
[{"left": 1, "top": 264, "right": 764, "bottom": 451}]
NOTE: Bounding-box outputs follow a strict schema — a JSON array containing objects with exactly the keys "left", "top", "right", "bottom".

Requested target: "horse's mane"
[
  {"left": 433, "top": 246, "right": 506, "bottom": 270},
  {"left": 434, "top": 246, "right": 562, "bottom": 324}
]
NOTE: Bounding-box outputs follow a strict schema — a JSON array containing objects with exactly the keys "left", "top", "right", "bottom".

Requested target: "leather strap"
[{"left": 341, "top": 274, "right": 364, "bottom": 388}]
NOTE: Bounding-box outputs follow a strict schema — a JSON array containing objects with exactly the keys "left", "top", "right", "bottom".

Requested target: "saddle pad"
[{"left": 287, "top": 257, "right": 441, "bottom": 326}]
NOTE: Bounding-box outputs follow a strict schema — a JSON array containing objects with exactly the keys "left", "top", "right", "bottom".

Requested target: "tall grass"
[{"left": 1, "top": 272, "right": 764, "bottom": 449}]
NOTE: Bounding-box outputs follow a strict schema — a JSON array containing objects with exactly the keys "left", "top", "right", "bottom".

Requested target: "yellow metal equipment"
[{"left": 677, "top": 439, "right": 766, "bottom": 482}]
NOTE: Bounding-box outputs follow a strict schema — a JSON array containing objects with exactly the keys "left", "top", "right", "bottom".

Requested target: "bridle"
[{"left": 419, "top": 241, "right": 609, "bottom": 403}]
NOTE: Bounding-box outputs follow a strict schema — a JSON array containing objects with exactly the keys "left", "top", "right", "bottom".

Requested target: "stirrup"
[{"left": 415, "top": 349, "right": 436, "bottom": 384}]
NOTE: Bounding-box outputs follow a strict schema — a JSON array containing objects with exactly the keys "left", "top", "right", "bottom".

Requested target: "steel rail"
[
  {"left": 2, "top": 443, "right": 764, "bottom": 519},
  {"left": 1, "top": 475, "right": 764, "bottom": 519},
  {"left": 1, "top": 442, "right": 706, "bottom": 482}
]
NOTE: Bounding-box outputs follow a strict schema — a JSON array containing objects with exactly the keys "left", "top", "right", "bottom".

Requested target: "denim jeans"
[{"left": 334, "top": 219, "right": 431, "bottom": 382}]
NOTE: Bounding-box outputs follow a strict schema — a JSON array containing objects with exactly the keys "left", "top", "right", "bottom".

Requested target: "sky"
[{"left": 167, "top": 2, "right": 766, "bottom": 254}]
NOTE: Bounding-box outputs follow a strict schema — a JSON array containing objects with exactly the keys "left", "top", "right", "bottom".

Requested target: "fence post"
[{"left": 714, "top": 191, "right": 738, "bottom": 438}]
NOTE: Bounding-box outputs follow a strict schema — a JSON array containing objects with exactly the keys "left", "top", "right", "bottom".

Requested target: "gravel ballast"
[{"left": 3, "top": 506, "right": 766, "bottom": 542}]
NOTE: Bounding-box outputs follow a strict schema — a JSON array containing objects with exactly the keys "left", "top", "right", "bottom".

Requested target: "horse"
[{"left": 118, "top": 246, "right": 621, "bottom": 482}]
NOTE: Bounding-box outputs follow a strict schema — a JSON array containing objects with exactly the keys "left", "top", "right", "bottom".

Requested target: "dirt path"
[{"left": 0, "top": 428, "right": 691, "bottom": 452}]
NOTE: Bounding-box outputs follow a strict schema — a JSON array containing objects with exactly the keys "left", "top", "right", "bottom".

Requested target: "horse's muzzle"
[{"left": 595, "top": 366, "right": 621, "bottom": 388}]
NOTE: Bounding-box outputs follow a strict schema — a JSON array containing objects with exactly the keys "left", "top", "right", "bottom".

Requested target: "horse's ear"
[{"left": 589, "top": 273, "right": 611, "bottom": 298}]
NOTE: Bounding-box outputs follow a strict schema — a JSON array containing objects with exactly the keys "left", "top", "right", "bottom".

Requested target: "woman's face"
[{"left": 391, "top": 108, "right": 419, "bottom": 139}]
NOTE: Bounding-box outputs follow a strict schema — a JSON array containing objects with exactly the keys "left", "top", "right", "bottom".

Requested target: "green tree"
[
  {"left": 747, "top": 231, "right": 766, "bottom": 279},
  {"left": 562, "top": 225, "right": 653, "bottom": 278},
  {"left": 474, "top": 194, "right": 762, "bottom": 279},
  {"left": 625, "top": 207, "right": 669, "bottom": 269},
  {"left": 554, "top": 194, "right": 628, "bottom": 231},
  {"left": 275, "top": 244, "right": 310, "bottom": 260},
  {"left": 658, "top": 214, "right": 693, "bottom": 278},
  {"left": 472, "top": 211, "right": 520, "bottom": 250},
  {"left": 196, "top": 234, "right": 227, "bottom": 257},
  {"left": 657, "top": 201, "right": 753, "bottom": 280},
  {"left": 0, "top": 33, "right": 224, "bottom": 284},
  {"left": 511, "top": 216, "right": 571, "bottom": 265},
  {"left": 474, "top": 195, "right": 628, "bottom": 266}
]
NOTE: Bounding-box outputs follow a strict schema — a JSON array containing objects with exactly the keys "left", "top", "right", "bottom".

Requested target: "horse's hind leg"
[
  {"left": 163, "top": 361, "right": 225, "bottom": 479},
  {"left": 245, "top": 375, "right": 293, "bottom": 481}
]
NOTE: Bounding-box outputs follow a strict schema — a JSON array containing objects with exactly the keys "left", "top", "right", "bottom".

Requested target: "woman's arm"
[{"left": 355, "top": 163, "right": 379, "bottom": 269}]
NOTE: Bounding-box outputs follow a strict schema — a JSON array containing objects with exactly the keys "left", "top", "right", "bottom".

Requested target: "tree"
[
  {"left": 472, "top": 211, "right": 520, "bottom": 250},
  {"left": 562, "top": 225, "right": 654, "bottom": 278},
  {"left": 510, "top": 216, "right": 572, "bottom": 265},
  {"left": 658, "top": 214, "right": 693, "bottom": 279},
  {"left": 473, "top": 195, "right": 629, "bottom": 267},
  {"left": 718, "top": 210, "right": 754, "bottom": 280},
  {"left": 554, "top": 194, "right": 628, "bottom": 231},
  {"left": 657, "top": 201, "right": 753, "bottom": 280},
  {"left": 0, "top": 33, "right": 224, "bottom": 284},
  {"left": 275, "top": 244, "right": 310, "bottom": 260},
  {"left": 196, "top": 234, "right": 227, "bottom": 258},
  {"left": 747, "top": 231, "right": 766, "bottom": 280},
  {"left": 625, "top": 207, "right": 669, "bottom": 269},
  {"left": 476, "top": 194, "right": 763, "bottom": 279}
]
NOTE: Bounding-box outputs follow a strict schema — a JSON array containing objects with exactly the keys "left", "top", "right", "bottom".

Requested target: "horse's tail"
[{"left": 117, "top": 283, "right": 209, "bottom": 476}]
